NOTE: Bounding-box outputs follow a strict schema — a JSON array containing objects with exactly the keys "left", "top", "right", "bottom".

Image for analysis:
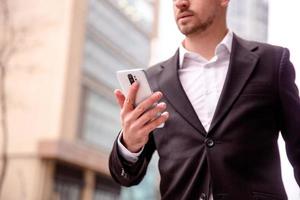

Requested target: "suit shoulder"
[
  {"left": 146, "top": 50, "right": 179, "bottom": 76},
  {"left": 237, "top": 36, "right": 286, "bottom": 55},
  {"left": 257, "top": 41, "right": 286, "bottom": 54},
  {"left": 144, "top": 61, "right": 164, "bottom": 89},
  {"left": 256, "top": 41, "right": 289, "bottom": 63},
  {"left": 144, "top": 54, "right": 177, "bottom": 91},
  {"left": 146, "top": 61, "right": 163, "bottom": 75},
  {"left": 145, "top": 57, "right": 173, "bottom": 77}
]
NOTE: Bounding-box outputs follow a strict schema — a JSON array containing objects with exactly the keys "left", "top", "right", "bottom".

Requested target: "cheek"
[
  {"left": 173, "top": 6, "right": 178, "bottom": 19},
  {"left": 198, "top": 1, "right": 218, "bottom": 13},
  {"left": 199, "top": 6, "right": 218, "bottom": 20}
]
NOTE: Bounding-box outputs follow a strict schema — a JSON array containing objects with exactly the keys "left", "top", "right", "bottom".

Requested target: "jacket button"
[
  {"left": 121, "top": 168, "right": 128, "bottom": 179},
  {"left": 200, "top": 193, "right": 207, "bottom": 200},
  {"left": 205, "top": 138, "right": 215, "bottom": 148}
]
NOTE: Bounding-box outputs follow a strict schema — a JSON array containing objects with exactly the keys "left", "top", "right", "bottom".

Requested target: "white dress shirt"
[
  {"left": 117, "top": 31, "right": 233, "bottom": 199},
  {"left": 178, "top": 31, "right": 232, "bottom": 132}
]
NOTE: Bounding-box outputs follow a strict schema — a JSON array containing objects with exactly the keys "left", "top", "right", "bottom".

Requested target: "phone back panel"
[{"left": 117, "top": 69, "right": 153, "bottom": 106}]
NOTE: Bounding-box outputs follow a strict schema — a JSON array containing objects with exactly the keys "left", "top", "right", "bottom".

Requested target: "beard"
[{"left": 177, "top": 13, "right": 216, "bottom": 36}]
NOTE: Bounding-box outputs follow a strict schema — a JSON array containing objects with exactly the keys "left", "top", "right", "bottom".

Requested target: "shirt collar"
[{"left": 179, "top": 30, "right": 233, "bottom": 68}]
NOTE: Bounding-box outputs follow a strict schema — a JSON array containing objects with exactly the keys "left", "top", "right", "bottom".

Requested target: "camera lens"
[{"left": 127, "top": 74, "right": 135, "bottom": 84}]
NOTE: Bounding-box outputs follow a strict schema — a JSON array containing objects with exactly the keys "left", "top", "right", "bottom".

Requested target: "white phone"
[{"left": 116, "top": 68, "right": 164, "bottom": 128}]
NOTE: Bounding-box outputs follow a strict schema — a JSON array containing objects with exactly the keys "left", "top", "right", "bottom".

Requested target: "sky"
[{"left": 151, "top": 1, "right": 300, "bottom": 199}]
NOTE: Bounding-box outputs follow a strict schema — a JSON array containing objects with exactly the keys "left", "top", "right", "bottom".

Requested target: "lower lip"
[
  {"left": 178, "top": 15, "right": 193, "bottom": 22},
  {"left": 179, "top": 15, "right": 192, "bottom": 20}
]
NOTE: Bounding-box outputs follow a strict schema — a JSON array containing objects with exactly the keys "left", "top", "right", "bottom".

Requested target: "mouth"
[{"left": 177, "top": 12, "right": 194, "bottom": 21}]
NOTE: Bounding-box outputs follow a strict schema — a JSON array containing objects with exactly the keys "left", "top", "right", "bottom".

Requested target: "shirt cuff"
[{"left": 117, "top": 132, "right": 144, "bottom": 163}]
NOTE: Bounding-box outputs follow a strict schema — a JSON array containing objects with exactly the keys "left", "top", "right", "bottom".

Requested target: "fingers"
[
  {"left": 123, "top": 107, "right": 169, "bottom": 152},
  {"left": 114, "top": 89, "right": 125, "bottom": 108},
  {"left": 140, "top": 112, "right": 169, "bottom": 133},
  {"left": 134, "top": 102, "right": 167, "bottom": 126},
  {"left": 131, "top": 91, "right": 163, "bottom": 120},
  {"left": 123, "top": 82, "right": 139, "bottom": 112}
]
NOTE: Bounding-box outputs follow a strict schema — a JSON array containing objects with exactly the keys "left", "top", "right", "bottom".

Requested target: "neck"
[{"left": 183, "top": 21, "right": 228, "bottom": 60}]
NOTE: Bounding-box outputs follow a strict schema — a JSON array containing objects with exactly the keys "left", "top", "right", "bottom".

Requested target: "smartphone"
[{"left": 116, "top": 68, "right": 164, "bottom": 128}]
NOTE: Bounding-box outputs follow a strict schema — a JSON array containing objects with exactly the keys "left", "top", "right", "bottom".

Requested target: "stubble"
[{"left": 177, "top": 13, "right": 216, "bottom": 36}]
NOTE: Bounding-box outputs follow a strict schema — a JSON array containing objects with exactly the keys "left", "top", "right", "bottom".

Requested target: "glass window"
[
  {"left": 228, "top": 0, "right": 268, "bottom": 42},
  {"left": 108, "top": 0, "right": 155, "bottom": 32},
  {"left": 80, "top": 0, "right": 152, "bottom": 151},
  {"left": 80, "top": 86, "right": 120, "bottom": 152},
  {"left": 52, "top": 163, "right": 84, "bottom": 200},
  {"left": 86, "top": 0, "right": 151, "bottom": 65},
  {"left": 79, "top": 0, "right": 159, "bottom": 198},
  {"left": 120, "top": 153, "right": 159, "bottom": 200},
  {"left": 94, "top": 175, "right": 121, "bottom": 200}
]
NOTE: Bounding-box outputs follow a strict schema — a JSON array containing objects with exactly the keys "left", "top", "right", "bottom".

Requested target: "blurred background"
[{"left": 0, "top": 0, "right": 299, "bottom": 199}]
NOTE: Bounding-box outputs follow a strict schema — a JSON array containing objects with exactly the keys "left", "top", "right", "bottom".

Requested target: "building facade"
[
  {"left": 0, "top": 0, "right": 271, "bottom": 199},
  {"left": 0, "top": 0, "right": 159, "bottom": 199},
  {"left": 227, "top": 0, "right": 269, "bottom": 42}
]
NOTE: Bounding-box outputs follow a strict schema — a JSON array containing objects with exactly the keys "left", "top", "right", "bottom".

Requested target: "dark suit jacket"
[{"left": 109, "top": 34, "right": 300, "bottom": 200}]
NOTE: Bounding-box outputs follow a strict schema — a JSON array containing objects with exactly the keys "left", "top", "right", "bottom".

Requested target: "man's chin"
[
  {"left": 178, "top": 26, "right": 197, "bottom": 36},
  {"left": 178, "top": 23, "right": 212, "bottom": 36}
]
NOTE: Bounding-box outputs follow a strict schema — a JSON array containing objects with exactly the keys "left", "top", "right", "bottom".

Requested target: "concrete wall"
[
  {"left": 0, "top": 0, "right": 86, "bottom": 199},
  {"left": 3, "top": 0, "right": 73, "bottom": 154}
]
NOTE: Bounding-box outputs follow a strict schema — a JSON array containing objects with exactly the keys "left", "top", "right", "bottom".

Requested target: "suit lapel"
[
  {"left": 158, "top": 51, "right": 207, "bottom": 136},
  {"left": 156, "top": 35, "right": 259, "bottom": 136},
  {"left": 208, "top": 35, "right": 259, "bottom": 133}
]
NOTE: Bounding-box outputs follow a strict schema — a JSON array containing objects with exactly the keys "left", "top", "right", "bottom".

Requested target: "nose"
[{"left": 175, "top": 0, "right": 190, "bottom": 10}]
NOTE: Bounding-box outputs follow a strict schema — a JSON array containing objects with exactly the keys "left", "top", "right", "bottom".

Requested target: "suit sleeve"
[
  {"left": 278, "top": 48, "right": 300, "bottom": 186},
  {"left": 108, "top": 132, "right": 156, "bottom": 186}
]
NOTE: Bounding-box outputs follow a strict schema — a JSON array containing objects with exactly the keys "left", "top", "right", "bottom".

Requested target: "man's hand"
[{"left": 114, "top": 82, "right": 169, "bottom": 153}]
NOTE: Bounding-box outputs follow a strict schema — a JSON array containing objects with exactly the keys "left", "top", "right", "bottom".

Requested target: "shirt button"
[
  {"left": 200, "top": 193, "right": 207, "bottom": 200},
  {"left": 205, "top": 138, "right": 215, "bottom": 148}
]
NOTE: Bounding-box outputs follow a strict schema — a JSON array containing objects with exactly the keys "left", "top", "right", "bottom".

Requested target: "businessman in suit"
[{"left": 109, "top": 0, "right": 300, "bottom": 199}]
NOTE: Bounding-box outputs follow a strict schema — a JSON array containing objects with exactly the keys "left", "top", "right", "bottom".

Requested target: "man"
[{"left": 109, "top": 0, "right": 300, "bottom": 199}]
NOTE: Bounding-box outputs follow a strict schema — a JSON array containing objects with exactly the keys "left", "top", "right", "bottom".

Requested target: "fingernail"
[
  {"left": 157, "top": 102, "right": 166, "bottom": 108},
  {"left": 162, "top": 112, "right": 169, "bottom": 118},
  {"left": 156, "top": 92, "right": 162, "bottom": 98}
]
